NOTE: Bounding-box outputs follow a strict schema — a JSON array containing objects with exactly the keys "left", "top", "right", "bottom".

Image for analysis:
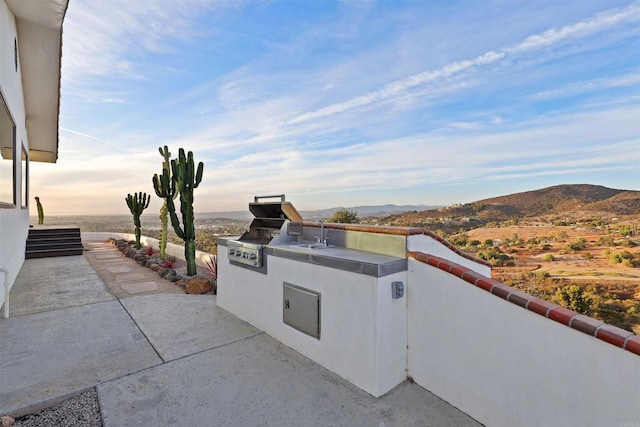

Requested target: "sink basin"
[{"left": 290, "top": 242, "right": 333, "bottom": 249}]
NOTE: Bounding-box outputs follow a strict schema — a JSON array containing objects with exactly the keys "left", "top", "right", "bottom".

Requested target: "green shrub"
[
  {"left": 327, "top": 208, "right": 359, "bottom": 224},
  {"left": 543, "top": 254, "right": 555, "bottom": 262}
]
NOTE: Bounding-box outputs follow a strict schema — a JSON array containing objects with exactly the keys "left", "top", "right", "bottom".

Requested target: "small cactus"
[
  {"left": 126, "top": 192, "right": 151, "bottom": 249},
  {"left": 35, "top": 196, "right": 44, "bottom": 225}
]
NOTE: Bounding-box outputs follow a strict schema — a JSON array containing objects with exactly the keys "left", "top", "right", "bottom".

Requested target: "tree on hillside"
[
  {"left": 328, "top": 208, "right": 359, "bottom": 224},
  {"left": 554, "top": 285, "right": 592, "bottom": 315}
]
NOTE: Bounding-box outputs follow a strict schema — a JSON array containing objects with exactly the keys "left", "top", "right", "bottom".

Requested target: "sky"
[{"left": 30, "top": 0, "right": 640, "bottom": 215}]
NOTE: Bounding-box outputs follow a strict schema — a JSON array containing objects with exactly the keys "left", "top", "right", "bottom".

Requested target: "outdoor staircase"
[{"left": 25, "top": 227, "right": 84, "bottom": 259}]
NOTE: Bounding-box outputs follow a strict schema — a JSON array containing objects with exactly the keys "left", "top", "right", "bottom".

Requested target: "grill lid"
[{"left": 248, "top": 194, "right": 302, "bottom": 221}]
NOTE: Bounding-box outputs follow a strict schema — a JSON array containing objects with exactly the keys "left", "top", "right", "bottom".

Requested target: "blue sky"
[{"left": 32, "top": 0, "right": 640, "bottom": 215}]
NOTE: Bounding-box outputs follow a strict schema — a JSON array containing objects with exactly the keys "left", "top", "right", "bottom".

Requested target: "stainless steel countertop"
[
  {"left": 217, "top": 237, "right": 408, "bottom": 277},
  {"left": 266, "top": 242, "right": 407, "bottom": 277}
]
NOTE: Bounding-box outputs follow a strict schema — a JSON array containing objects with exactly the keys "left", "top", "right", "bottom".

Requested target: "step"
[
  {"left": 25, "top": 248, "right": 84, "bottom": 259},
  {"left": 28, "top": 229, "right": 80, "bottom": 238},
  {"left": 26, "top": 236, "right": 82, "bottom": 246},
  {"left": 25, "top": 227, "right": 83, "bottom": 259},
  {"left": 26, "top": 241, "right": 84, "bottom": 252}
]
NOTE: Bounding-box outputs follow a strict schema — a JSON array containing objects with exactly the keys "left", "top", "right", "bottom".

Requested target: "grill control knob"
[
  {"left": 249, "top": 254, "right": 257, "bottom": 260},
  {"left": 229, "top": 249, "right": 235, "bottom": 256}
]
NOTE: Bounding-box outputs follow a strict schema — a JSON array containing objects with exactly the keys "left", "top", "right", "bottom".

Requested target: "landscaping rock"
[
  {"left": 185, "top": 277, "right": 212, "bottom": 294},
  {"left": 175, "top": 279, "right": 186, "bottom": 289},
  {"left": 1, "top": 416, "right": 14, "bottom": 427},
  {"left": 165, "top": 270, "right": 178, "bottom": 282},
  {"left": 149, "top": 262, "right": 161, "bottom": 271},
  {"left": 160, "top": 268, "right": 176, "bottom": 278}
]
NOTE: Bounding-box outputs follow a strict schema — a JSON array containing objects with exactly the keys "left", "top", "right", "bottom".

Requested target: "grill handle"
[{"left": 254, "top": 194, "right": 286, "bottom": 203}]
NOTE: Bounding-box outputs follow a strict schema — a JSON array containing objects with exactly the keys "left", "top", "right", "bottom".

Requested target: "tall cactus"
[
  {"left": 125, "top": 192, "right": 151, "bottom": 249},
  {"left": 156, "top": 146, "right": 177, "bottom": 260},
  {"left": 152, "top": 148, "right": 203, "bottom": 276}
]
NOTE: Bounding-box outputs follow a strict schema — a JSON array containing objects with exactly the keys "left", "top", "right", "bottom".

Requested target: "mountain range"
[
  {"left": 376, "top": 184, "right": 639, "bottom": 227},
  {"left": 202, "top": 185, "right": 638, "bottom": 222}
]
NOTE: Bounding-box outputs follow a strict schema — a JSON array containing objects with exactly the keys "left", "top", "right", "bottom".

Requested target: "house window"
[
  {"left": 0, "top": 92, "right": 16, "bottom": 207},
  {"left": 21, "top": 142, "right": 28, "bottom": 208}
]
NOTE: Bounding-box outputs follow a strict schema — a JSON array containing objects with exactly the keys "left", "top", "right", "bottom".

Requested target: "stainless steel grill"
[{"left": 227, "top": 195, "right": 302, "bottom": 267}]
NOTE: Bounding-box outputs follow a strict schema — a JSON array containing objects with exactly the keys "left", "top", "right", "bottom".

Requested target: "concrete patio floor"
[{"left": 0, "top": 243, "right": 482, "bottom": 426}]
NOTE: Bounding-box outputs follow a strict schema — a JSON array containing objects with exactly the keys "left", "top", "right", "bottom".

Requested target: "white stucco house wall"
[{"left": 0, "top": 0, "right": 67, "bottom": 317}]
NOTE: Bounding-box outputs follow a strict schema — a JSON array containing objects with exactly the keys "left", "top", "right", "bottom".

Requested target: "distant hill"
[
  {"left": 198, "top": 204, "right": 438, "bottom": 221},
  {"left": 473, "top": 184, "right": 635, "bottom": 218},
  {"left": 199, "top": 185, "right": 639, "bottom": 224},
  {"left": 375, "top": 184, "right": 639, "bottom": 228},
  {"left": 473, "top": 184, "right": 639, "bottom": 219}
]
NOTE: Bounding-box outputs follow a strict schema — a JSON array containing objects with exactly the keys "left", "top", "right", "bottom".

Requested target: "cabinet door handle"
[{"left": 284, "top": 299, "right": 290, "bottom": 309}]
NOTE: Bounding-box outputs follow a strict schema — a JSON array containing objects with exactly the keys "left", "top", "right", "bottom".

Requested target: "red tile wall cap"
[
  {"left": 407, "top": 251, "right": 427, "bottom": 263},
  {"left": 507, "top": 290, "right": 534, "bottom": 308},
  {"left": 475, "top": 277, "right": 495, "bottom": 292},
  {"left": 408, "top": 252, "right": 638, "bottom": 357},
  {"left": 548, "top": 307, "right": 578, "bottom": 326},
  {"left": 490, "top": 283, "right": 513, "bottom": 300},
  {"left": 460, "top": 270, "right": 485, "bottom": 286},
  {"left": 448, "top": 264, "right": 472, "bottom": 277},
  {"left": 302, "top": 222, "right": 423, "bottom": 235},
  {"left": 596, "top": 324, "right": 635, "bottom": 348},
  {"left": 569, "top": 314, "right": 604, "bottom": 337},
  {"left": 421, "top": 228, "right": 492, "bottom": 267},
  {"left": 624, "top": 335, "right": 640, "bottom": 356},
  {"left": 527, "top": 298, "right": 557, "bottom": 317}
]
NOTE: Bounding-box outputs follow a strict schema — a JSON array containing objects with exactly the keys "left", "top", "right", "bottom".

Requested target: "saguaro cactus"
[
  {"left": 125, "top": 192, "right": 151, "bottom": 249},
  {"left": 152, "top": 148, "right": 203, "bottom": 276},
  {"left": 156, "top": 146, "right": 177, "bottom": 260}
]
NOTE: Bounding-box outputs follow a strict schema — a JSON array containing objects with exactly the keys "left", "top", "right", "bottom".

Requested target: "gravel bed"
[{"left": 14, "top": 389, "right": 102, "bottom": 427}]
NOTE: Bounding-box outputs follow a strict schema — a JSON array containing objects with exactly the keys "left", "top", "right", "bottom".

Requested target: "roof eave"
[{"left": 9, "top": 0, "right": 68, "bottom": 164}]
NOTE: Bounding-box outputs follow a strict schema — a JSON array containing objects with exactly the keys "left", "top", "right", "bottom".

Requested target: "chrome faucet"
[{"left": 315, "top": 219, "right": 326, "bottom": 245}]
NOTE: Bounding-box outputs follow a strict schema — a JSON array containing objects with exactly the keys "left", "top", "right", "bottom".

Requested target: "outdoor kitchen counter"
[{"left": 266, "top": 243, "right": 407, "bottom": 277}]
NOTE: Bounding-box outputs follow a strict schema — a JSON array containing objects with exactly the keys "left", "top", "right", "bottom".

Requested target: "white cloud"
[
  {"left": 288, "top": 51, "right": 505, "bottom": 125},
  {"left": 506, "top": 2, "right": 640, "bottom": 54},
  {"left": 61, "top": 0, "right": 243, "bottom": 94},
  {"left": 286, "top": 3, "right": 639, "bottom": 126},
  {"left": 531, "top": 72, "right": 640, "bottom": 100}
]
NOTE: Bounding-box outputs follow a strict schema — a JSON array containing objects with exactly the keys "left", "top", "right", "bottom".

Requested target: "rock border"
[{"left": 108, "top": 238, "right": 216, "bottom": 295}]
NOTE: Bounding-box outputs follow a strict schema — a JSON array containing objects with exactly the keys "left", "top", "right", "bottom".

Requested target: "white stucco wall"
[
  {"left": 407, "top": 234, "right": 491, "bottom": 276},
  {"left": 407, "top": 259, "right": 640, "bottom": 427},
  {"left": 0, "top": 0, "right": 29, "bottom": 313},
  {"left": 218, "top": 247, "right": 408, "bottom": 397}
]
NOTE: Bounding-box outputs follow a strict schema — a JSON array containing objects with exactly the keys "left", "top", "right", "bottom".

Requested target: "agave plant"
[
  {"left": 161, "top": 255, "right": 177, "bottom": 269},
  {"left": 143, "top": 245, "right": 158, "bottom": 256},
  {"left": 204, "top": 255, "right": 217, "bottom": 281}
]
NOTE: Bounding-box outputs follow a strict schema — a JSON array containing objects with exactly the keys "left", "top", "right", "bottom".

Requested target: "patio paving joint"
[
  {"left": 162, "top": 330, "right": 266, "bottom": 365},
  {"left": 116, "top": 298, "right": 167, "bottom": 364}
]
